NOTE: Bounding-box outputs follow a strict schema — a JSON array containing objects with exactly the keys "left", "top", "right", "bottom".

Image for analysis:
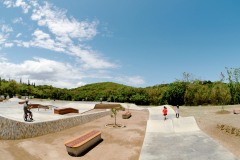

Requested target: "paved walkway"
[{"left": 139, "top": 105, "right": 239, "bottom": 160}]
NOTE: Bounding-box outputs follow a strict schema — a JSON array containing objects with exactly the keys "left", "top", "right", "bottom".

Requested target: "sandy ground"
[
  {"left": 180, "top": 105, "right": 240, "bottom": 158},
  {"left": 0, "top": 109, "right": 149, "bottom": 160}
]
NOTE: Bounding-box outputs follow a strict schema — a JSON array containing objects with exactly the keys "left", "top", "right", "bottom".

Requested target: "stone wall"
[{"left": 0, "top": 111, "right": 110, "bottom": 140}]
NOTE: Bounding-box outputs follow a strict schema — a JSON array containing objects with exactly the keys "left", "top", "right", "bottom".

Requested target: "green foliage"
[
  {"left": 111, "top": 108, "right": 118, "bottom": 125},
  {"left": 0, "top": 73, "right": 237, "bottom": 106},
  {"left": 225, "top": 67, "right": 240, "bottom": 104},
  {"left": 161, "top": 81, "right": 187, "bottom": 106},
  {"left": 210, "top": 82, "right": 231, "bottom": 106}
]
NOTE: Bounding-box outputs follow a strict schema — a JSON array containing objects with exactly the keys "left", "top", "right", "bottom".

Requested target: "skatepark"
[
  {"left": 0, "top": 98, "right": 239, "bottom": 159},
  {"left": 139, "top": 106, "right": 239, "bottom": 160}
]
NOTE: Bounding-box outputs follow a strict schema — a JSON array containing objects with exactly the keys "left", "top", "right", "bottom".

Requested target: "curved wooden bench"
[
  {"left": 64, "top": 130, "right": 101, "bottom": 156},
  {"left": 54, "top": 107, "right": 79, "bottom": 115}
]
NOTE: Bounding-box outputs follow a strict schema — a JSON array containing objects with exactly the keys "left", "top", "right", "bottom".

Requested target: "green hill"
[{"left": 71, "top": 82, "right": 137, "bottom": 102}]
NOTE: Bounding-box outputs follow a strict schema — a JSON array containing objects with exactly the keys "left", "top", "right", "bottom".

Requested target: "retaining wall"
[{"left": 0, "top": 111, "right": 110, "bottom": 140}]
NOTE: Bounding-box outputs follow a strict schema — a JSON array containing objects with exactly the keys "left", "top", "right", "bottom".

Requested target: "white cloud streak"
[
  {"left": 0, "top": 56, "right": 85, "bottom": 88},
  {"left": 12, "top": 17, "right": 23, "bottom": 24},
  {"left": 115, "top": 76, "right": 145, "bottom": 86},
  {"left": 0, "top": 23, "right": 13, "bottom": 48},
  {"left": 3, "top": 0, "right": 117, "bottom": 69},
  {"left": 3, "top": 0, "right": 30, "bottom": 13},
  {"left": 16, "top": 33, "right": 22, "bottom": 38},
  {"left": 1, "top": 1, "right": 145, "bottom": 88}
]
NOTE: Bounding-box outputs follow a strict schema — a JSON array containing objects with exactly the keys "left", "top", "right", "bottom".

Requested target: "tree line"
[{"left": 1, "top": 68, "right": 240, "bottom": 106}]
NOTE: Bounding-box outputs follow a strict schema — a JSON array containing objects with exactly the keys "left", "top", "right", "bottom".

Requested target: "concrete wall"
[{"left": 0, "top": 111, "right": 110, "bottom": 140}]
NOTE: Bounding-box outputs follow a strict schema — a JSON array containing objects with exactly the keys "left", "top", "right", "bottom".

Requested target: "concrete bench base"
[
  {"left": 233, "top": 109, "right": 240, "bottom": 114},
  {"left": 65, "top": 130, "right": 101, "bottom": 156},
  {"left": 122, "top": 112, "right": 131, "bottom": 119}
]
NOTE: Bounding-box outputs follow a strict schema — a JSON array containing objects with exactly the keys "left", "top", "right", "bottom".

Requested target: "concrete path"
[{"left": 139, "top": 105, "right": 239, "bottom": 160}]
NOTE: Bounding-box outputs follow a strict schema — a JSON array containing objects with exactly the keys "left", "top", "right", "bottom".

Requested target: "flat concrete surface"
[
  {"left": 0, "top": 99, "right": 98, "bottom": 122},
  {"left": 139, "top": 105, "right": 239, "bottom": 160},
  {"left": 0, "top": 99, "right": 146, "bottom": 123}
]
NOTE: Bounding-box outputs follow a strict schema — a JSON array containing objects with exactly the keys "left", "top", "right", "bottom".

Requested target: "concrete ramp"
[
  {"left": 146, "top": 120, "right": 174, "bottom": 133},
  {"left": 173, "top": 116, "right": 200, "bottom": 133},
  {"left": 148, "top": 106, "right": 176, "bottom": 120},
  {"left": 146, "top": 117, "right": 200, "bottom": 134},
  {"left": 140, "top": 105, "right": 239, "bottom": 160}
]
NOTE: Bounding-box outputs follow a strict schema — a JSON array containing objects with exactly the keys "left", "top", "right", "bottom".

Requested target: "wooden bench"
[
  {"left": 94, "top": 104, "right": 125, "bottom": 111},
  {"left": 28, "top": 104, "right": 50, "bottom": 111},
  {"left": 54, "top": 107, "right": 79, "bottom": 115},
  {"left": 18, "top": 101, "right": 25, "bottom": 104},
  {"left": 233, "top": 108, "right": 240, "bottom": 114},
  {"left": 64, "top": 130, "right": 102, "bottom": 156}
]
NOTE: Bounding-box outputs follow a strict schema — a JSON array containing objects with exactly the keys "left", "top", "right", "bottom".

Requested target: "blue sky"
[{"left": 0, "top": 0, "right": 240, "bottom": 88}]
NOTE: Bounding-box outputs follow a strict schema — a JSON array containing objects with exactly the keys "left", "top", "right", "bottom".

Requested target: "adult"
[{"left": 23, "top": 99, "right": 33, "bottom": 121}]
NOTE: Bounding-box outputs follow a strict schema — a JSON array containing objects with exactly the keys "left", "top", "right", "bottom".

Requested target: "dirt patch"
[{"left": 216, "top": 110, "right": 231, "bottom": 114}]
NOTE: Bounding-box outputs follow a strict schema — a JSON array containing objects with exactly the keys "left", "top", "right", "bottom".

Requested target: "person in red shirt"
[{"left": 162, "top": 106, "right": 168, "bottom": 120}]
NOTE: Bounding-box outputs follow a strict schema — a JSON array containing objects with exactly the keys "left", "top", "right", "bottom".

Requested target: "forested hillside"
[{"left": 1, "top": 68, "right": 240, "bottom": 106}]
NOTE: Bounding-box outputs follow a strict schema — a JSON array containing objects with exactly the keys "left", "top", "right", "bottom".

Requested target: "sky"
[{"left": 0, "top": 0, "right": 240, "bottom": 88}]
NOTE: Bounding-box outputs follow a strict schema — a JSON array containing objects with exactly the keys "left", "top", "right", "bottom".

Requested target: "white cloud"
[
  {"left": 0, "top": 34, "right": 6, "bottom": 45},
  {"left": 0, "top": 57, "right": 86, "bottom": 88},
  {"left": 2, "top": 0, "right": 14, "bottom": 8},
  {"left": 0, "top": 55, "right": 8, "bottom": 62},
  {"left": 4, "top": 43, "right": 14, "bottom": 48},
  {"left": 31, "top": 2, "right": 98, "bottom": 41},
  {"left": 1, "top": 24, "right": 13, "bottom": 33},
  {"left": 3, "top": 0, "right": 116, "bottom": 69},
  {"left": 3, "top": 0, "right": 30, "bottom": 13},
  {"left": 67, "top": 45, "right": 117, "bottom": 69},
  {"left": 12, "top": 17, "right": 23, "bottom": 24},
  {"left": 16, "top": 33, "right": 22, "bottom": 38},
  {"left": 0, "top": 23, "right": 13, "bottom": 47},
  {"left": 16, "top": 0, "right": 30, "bottom": 13},
  {"left": 116, "top": 76, "right": 145, "bottom": 86},
  {"left": 0, "top": 1, "right": 128, "bottom": 88}
]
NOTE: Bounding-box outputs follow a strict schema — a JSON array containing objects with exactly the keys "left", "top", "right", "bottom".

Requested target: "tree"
[
  {"left": 130, "top": 93, "right": 148, "bottom": 105},
  {"left": 7, "top": 80, "right": 18, "bottom": 98},
  {"left": 162, "top": 81, "right": 187, "bottom": 106},
  {"left": 226, "top": 67, "right": 240, "bottom": 104},
  {"left": 210, "top": 82, "right": 231, "bottom": 110},
  {"left": 111, "top": 108, "right": 118, "bottom": 126}
]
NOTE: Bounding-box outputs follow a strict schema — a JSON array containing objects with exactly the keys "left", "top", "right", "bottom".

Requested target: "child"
[
  {"left": 176, "top": 105, "right": 180, "bottom": 118},
  {"left": 162, "top": 106, "right": 168, "bottom": 120}
]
